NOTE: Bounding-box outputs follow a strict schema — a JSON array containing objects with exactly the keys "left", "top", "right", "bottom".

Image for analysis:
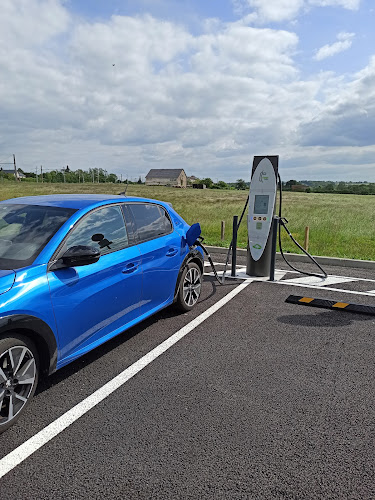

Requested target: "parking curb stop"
[{"left": 285, "top": 294, "right": 375, "bottom": 316}]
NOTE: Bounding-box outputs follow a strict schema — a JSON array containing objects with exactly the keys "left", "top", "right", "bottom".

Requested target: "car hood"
[{"left": 0, "top": 269, "right": 16, "bottom": 295}]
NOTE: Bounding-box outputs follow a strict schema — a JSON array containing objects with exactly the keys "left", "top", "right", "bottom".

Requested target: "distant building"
[
  {"left": 0, "top": 168, "right": 26, "bottom": 179},
  {"left": 145, "top": 169, "right": 187, "bottom": 188}
]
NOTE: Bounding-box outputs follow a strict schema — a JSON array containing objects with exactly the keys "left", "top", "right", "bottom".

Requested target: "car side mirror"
[
  {"left": 186, "top": 223, "right": 201, "bottom": 247},
  {"left": 52, "top": 245, "right": 101, "bottom": 269}
]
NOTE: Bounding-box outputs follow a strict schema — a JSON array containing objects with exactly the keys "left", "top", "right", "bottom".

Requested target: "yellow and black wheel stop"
[{"left": 285, "top": 295, "right": 375, "bottom": 316}]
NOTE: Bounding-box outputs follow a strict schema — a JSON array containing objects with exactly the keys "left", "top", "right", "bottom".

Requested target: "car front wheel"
[
  {"left": 176, "top": 262, "right": 202, "bottom": 312},
  {"left": 0, "top": 334, "right": 39, "bottom": 434}
]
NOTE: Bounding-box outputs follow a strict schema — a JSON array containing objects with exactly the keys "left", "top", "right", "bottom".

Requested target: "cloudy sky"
[{"left": 1, "top": 0, "right": 374, "bottom": 182}]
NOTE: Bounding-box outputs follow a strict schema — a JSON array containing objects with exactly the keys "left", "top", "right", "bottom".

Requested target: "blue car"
[{"left": 0, "top": 194, "right": 203, "bottom": 433}]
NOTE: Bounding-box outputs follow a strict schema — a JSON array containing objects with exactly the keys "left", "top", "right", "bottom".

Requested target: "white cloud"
[
  {"left": 0, "top": 0, "right": 70, "bottom": 47},
  {"left": 233, "top": 0, "right": 304, "bottom": 23},
  {"left": 309, "top": 0, "right": 360, "bottom": 9},
  {"left": 299, "top": 56, "right": 375, "bottom": 147},
  {"left": 232, "top": 0, "right": 360, "bottom": 23},
  {"left": 313, "top": 32, "right": 355, "bottom": 60}
]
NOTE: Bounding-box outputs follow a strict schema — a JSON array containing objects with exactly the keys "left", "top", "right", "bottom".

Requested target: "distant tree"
[
  {"left": 214, "top": 180, "right": 228, "bottom": 189},
  {"left": 201, "top": 177, "right": 214, "bottom": 188},
  {"left": 137, "top": 177, "right": 143, "bottom": 184},
  {"left": 235, "top": 178, "right": 247, "bottom": 190},
  {"left": 285, "top": 180, "right": 299, "bottom": 190},
  {"left": 107, "top": 173, "right": 118, "bottom": 183},
  {"left": 65, "top": 165, "right": 70, "bottom": 172}
]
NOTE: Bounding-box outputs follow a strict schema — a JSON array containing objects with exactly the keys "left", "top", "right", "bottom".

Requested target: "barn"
[{"left": 145, "top": 169, "right": 187, "bottom": 188}]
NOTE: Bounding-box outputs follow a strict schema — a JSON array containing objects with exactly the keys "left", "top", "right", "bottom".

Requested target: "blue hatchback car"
[{"left": 0, "top": 194, "right": 204, "bottom": 433}]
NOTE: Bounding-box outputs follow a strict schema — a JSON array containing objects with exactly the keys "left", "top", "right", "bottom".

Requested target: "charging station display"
[{"left": 254, "top": 195, "right": 269, "bottom": 215}]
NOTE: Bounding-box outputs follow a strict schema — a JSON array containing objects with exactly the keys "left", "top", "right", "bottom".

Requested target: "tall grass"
[{"left": 0, "top": 182, "right": 374, "bottom": 260}]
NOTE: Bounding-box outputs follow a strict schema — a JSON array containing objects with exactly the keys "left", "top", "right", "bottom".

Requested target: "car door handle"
[
  {"left": 122, "top": 263, "right": 139, "bottom": 274},
  {"left": 166, "top": 248, "right": 178, "bottom": 257}
]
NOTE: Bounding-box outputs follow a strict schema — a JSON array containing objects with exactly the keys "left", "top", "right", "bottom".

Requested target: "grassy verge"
[{"left": 1, "top": 182, "right": 374, "bottom": 260}]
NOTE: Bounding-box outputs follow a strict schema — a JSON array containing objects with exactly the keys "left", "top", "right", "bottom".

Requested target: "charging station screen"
[{"left": 254, "top": 195, "right": 269, "bottom": 214}]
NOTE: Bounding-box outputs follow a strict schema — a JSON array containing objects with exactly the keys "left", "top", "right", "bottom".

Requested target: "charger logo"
[
  {"left": 253, "top": 243, "right": 262, "bottom": 250},
  {"left": 259, "top": 171, "right": 268, "bottom": 182}
]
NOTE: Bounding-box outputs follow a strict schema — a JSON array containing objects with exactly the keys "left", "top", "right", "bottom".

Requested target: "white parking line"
[
  {"left": 0, "top": 281, "right": 250, "bottom": 479},
  {"left": 281, "top": 275, "right": 358, "bottom": 286},
  {"left": 275, "top": 280, "right": 375, "bottom": 297}
]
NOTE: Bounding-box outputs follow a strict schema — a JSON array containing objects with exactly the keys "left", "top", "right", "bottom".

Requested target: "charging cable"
[{"left": 277, "top": 173, "right": 327, "bottom": 278}]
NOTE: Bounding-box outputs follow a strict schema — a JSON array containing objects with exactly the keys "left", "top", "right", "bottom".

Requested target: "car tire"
[
  {"left": 175, "top": 262, "right": 202, "bottom": 312},
  {"left": 0, "top": 334, "right": 39, "bottom": 434}
]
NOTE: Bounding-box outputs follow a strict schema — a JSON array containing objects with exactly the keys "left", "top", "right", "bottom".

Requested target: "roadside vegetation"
[{"left": 0, "top": 182, "right": 374, "bottom": 260}]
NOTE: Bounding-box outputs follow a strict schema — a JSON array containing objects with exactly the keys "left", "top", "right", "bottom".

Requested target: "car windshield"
[{"left": 0, "top": 204, "right": 76, "bottom": 270}]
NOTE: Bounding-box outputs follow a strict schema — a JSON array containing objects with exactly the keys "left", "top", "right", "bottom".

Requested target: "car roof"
[{"left": 0, "top": 194, "right": 164, "bottom": 210}]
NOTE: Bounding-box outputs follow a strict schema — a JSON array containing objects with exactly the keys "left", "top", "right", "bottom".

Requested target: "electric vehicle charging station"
[
  {"left": 246, "top": 156, "right": 279, "bottom": 277},
  {"left": 206, "top": 154, "right": 327, "bottom": 284}
]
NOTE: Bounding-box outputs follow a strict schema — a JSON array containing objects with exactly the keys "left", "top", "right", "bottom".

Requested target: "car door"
[
  {"left": 126, "top": 202, "right": 181, "bottom": 316},
  {"left": 47, "top": 204, "right": 142, "bottom": 364}
]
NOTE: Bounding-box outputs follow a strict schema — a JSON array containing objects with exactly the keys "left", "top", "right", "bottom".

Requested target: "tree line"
[
  {"left": 0, "top": 166, "right": 141, "bottom": 184},
  {"left": 193, "top": 178, "right": 249, "bottom": 190},
  {"left": 283, "top": 180, "right": 375, "bottom": 195},
  {"left": 1, "top": 166, "right": 373, "bottom": 194}
]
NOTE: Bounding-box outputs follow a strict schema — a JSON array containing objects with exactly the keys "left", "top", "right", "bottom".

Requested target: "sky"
[{"left": 0, "top": 0, "right": 374, "bottom": 182}]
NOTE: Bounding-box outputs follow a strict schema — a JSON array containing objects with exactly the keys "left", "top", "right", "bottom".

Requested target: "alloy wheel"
[
  {"left": 0, "top": 346, "right": 37, "bottom": 427},
  {"left": 183, "top": 267, "right": 202, "bottom": 307}
]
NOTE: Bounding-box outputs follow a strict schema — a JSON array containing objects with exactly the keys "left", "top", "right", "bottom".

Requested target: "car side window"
[
  {"left": 129, "top": 203, "right": 172, "bottom": 243},
  {"left": 64, "top": 205, "right": 128, "bottom": 255}
]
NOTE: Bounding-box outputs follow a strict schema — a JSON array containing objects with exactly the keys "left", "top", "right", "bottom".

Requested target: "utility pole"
[
  {"left": 13, "top": 154, "right": 20, "bottom": 181},
  {"left": 35, "top": 166, "right": 38, "bottom": 183},
  {"left": 92, "top": 170, "right": 94, "bottom": 183},
  {"left": 97, "top": 168, "right": 99, "bottom": 183},
  {"left": 41, "top": 165, "right": 43, "bottom": 183}
]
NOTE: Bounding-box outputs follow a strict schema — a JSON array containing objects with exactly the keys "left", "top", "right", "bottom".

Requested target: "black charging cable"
[
  {"left": 221, "top": 195, "right": 249, "bottom": 284},
  {"left": 195, "top": 237, "right": 223, "bottom": 285},
  {"left": 277, "top": 173, "right": 327, "bottom": 278}
]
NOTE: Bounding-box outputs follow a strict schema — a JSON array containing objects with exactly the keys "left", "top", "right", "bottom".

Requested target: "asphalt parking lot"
[{"left": 1, "top": 254, "right": 375, "bottom": 499}]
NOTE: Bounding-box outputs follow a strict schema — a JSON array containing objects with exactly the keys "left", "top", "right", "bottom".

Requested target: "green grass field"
[{"left": 1, "top": 181, "right": 374, "bottom": 260}]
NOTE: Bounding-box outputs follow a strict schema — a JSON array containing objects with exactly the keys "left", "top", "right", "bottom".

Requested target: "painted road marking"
[
  {"left": 0, "top": 281, "right": 250, "bottom": 480},
  {"left": 281, "top": 275, "right": 358, "bottom": 286},
  {"left": 205, "top": 267, "right": 287, "bottom": 282},
  {"left": 204, "top": 264, "right": 375, "bottom": 297},
  {"left": 275, "top": 280, "right": 375, "bottom": 297}
]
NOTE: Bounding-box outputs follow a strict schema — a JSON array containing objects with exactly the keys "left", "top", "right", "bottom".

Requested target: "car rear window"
[{"left": 129, "top": 203, "right": 172, "bottom": 243}]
